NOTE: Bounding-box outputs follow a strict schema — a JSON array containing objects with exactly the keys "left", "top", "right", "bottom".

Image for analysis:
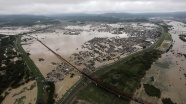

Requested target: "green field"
[
  {"left": 76, "top": 50, "right": 162, "bottom": 104},
  {"left": 77, "top": 84, "right": 129, "bottom": 104}
]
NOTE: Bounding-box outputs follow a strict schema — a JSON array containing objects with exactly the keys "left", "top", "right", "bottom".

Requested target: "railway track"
[{"left": 25, "top": 34, "right": 151, "bottom": 104}]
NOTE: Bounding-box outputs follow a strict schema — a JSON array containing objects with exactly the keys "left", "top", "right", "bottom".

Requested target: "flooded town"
[
  {"left": 19, "top": 22, "right": 162, "bottom": 102},
  {"left": 0, "top": 20, "right": 163, "bottom": 103},
  {"left": 0, "top": 8, "right": 186, "bottom": 104}
]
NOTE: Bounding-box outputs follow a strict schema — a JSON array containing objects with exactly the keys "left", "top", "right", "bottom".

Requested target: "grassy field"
[
  {"left": 98, "top": 50, "right": 162, "bottom": 95},
  {"left": 77, "top": 84, "right": 129, "bottom": 104},
  {"left": 76, "top": 50, "right": 162, "bottom": 104}
]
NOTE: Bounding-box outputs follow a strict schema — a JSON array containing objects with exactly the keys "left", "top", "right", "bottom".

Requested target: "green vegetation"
[
  {"left": 122, "top": 18, "right": 149, "bottom": 22},
  {"left": 29, "top": 82, "right": 36, "bottom": 90},
  {"left": 162, "top": 98, "right": 175, "bottom": 104},
  {"left": 76, "top": 50, "right": 162, "bottom": 104},
  {"left": 155, "top": 61, "right": 170, "bottom": 68},
  {"left": 99, "top": 50, "right": 162, "bottom": 94},
  {"left": 61, "top": 16, "right": 148, "bottom": 23},
  {"left": 14, "top": 96, "right": 26, "bottom": 104},
  {"left": 143, "top": 84, "right": 161, "bottom": 98},
  {"left": 165, "top": 33, "right": 172, "bottom": 41},
  {"left": 70, "top": 73, "right": 75, "bottom": 78},
  {"left": 179, "top": 34, "right": 186, "bottom": 42},
  {"left": 0, "top": 96, "right": 5, "bottom": 104},
  {"left": 157, "top": 22, "right": 171, "bottom": 33},
  {"left": 0, "top": 15, "right": 59, "bottom": 27},
  {"left": 78, "top": 84, "right": 129, "bottom": 104},
  {"left": 155, "top": 32, "right": 169, "bottom": 48},
  {"left": 157, "top": 23, "right": 173, "bottom": 53},
  {"left": 161, "top": 42, "right": 171, "bottom": 49},
  {"left": 15, "top": 35, "right": 46, "bottom": 103},
  {"left": 46, "top": 81, "right": 55, "bottom": 104},
  {"left": 0, "top": 92, "right": 8, "bottom": 103},
  {"left": 152, "top": 22, "right": 172, "bottom": 49},
  {"left": 12, "top": 82, "right": 36, "bottom": 97},
  {"left": 150, "top": 77, "right": 154, "bottom": 81},
  {"left": 0, "top": 35, "right": 33, "bottom": 102}
]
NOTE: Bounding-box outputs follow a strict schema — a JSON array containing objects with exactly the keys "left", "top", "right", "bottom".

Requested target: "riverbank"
[{"left": 132, "top": 20, "right": 186, "bottom": 104}]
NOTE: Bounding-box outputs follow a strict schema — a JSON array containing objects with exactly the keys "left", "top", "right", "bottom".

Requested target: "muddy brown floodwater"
[
  {"left": 22, "top": 26, "right": 129, "bottom": 103},
  {"left": 32, "top": 30, "right": 128, "bottom": 59},
  {"left": 131, "top": 20, "right": 186, "bottom": 104},
  {"left": 2, "top": 81, "right": 37, "bottom": 104}
]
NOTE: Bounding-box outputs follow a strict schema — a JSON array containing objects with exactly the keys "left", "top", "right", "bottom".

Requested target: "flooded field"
[
  {"left": 0, "top": 27, "right": 33, "bottom": 35},
  {"left": 32, "top": 30, "right": 128, "bottom": 58},
  {"left": 54, "top": 70, "right": 81, "bottom": 102},
  {"left": 2, "top": 81, "right": 37, "bottom": 104},
  {"left": 21, "top": 24, "right": 129, "bottom": 101},
  {"left": 0, "top": 25, "right": 48, "bottom": 35},
  {"left": 22, "top": 35, "right": 62, "bottom": 77},
  {"left": 132, "top": 20, "right": 186, "bottom": 104}
]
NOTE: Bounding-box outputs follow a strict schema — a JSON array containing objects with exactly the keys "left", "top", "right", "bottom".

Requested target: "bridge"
[{"left": 25, "top": 34, "right": 151, "bottom": 104}]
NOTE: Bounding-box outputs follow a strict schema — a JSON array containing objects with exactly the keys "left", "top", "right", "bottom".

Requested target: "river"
[{"left": 132, "top": 20, "right": 186, "bottom": 104}]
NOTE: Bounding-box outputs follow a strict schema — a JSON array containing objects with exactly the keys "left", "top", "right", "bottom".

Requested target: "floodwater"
[
  {"left": 132, "top": 20, "right": 186, "bottom": 104},
  {"left": 22, "top": 25, "right": 128, "bottom": 102},
  {"left": 22, "top": 35, "right": 62, "bottom": 77},
  {"left": 32, "top": 28, "right": 128, "bottom": 60},
  {"left": 0, "top": 27, "right": 30, "bottom": 35},
  {"left": 0, "top": 25, "right": 48, "bottom": 35},
  {"left": 22, "top": 36, "right": 82, "bottom": 101},
  {"left": 2, "top": 81, "right": 37, "bottom": 104},
  {"left": 54, "top": 70, "right": 81, "bottom": 102},
  {"left": 24, "top": 27, "right": 129, "bottom": 76}
]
